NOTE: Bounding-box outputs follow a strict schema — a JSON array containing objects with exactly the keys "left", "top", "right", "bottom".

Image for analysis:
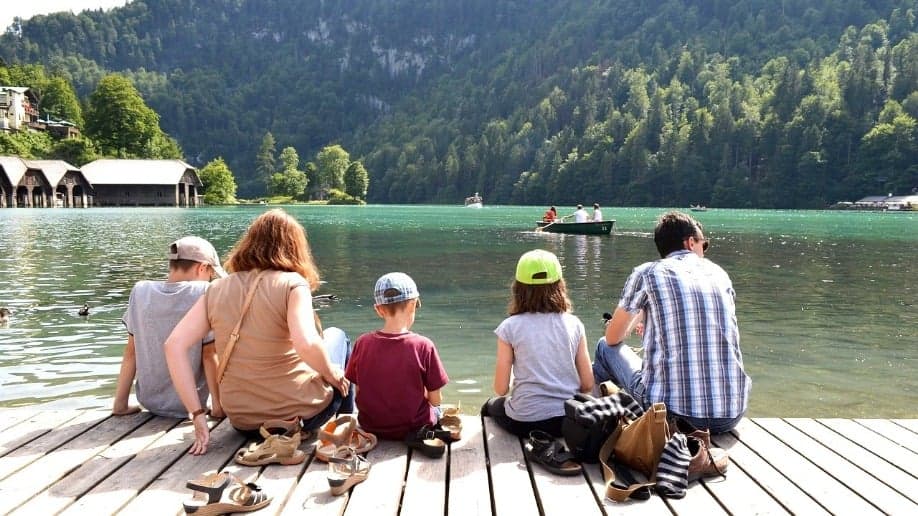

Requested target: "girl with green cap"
[{"left": 481, "top": 249, "right": 594, "bottom": 440}]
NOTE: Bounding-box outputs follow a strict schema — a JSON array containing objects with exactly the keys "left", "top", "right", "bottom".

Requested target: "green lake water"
[{"left": 0, "top": 205, "right": 915, "bottom": 418}]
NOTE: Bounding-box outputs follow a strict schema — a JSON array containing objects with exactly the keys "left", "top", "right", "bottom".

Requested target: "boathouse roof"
[
  {"left": 21, "top": 159, "right": 81, "bottom": 186},
  {"left": 81, "top": 159, "right": 201, "bottom": 186},
  {"left": 0, "top": 156, "right": 29, "bottom": 186}
]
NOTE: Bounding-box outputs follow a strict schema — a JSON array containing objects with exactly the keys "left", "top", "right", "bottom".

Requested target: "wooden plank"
[
  {"left": 711, "top": 429, "right": 826, "bottom": 515},
  {"left": 743, "top": 418, "right": 881, "bottom": 514},
  {"left": 0, "top": 409, "right": 81, "bottom": 458},
  {"left": 0, "top": 411, "right": 151, "bottom": 513},
  {"left": 662, "top": 475, "right": 728, "bottom": 516},
  {"left": 279, "top": 450, "right": 347, "bottom": 516},
  {"left": 256, "top": 443, "right": 311, "bottom": 515},
  {"left": 785, "top": 418, "right": 918, "bottom": 505},
  {"left": 0, "top": 408, "right": 39, "bottom": 433},
  {"left": 582, "top": 462, "right": 672, "bottom": 515},
  {"left": 67, "top": 416, "right": 241, "bottom": 515},
  {"left": 892, "top": 419, "right": 918, "bottom": 434},
  {"left": 758, "top": 418, "right": 914, "bottom": 513},
  {"left": 340, "top": 439, "right": 408, "bottom": 516},
  {"left": 690, "top": 458, "right": 790, "bottom": 516},
  {"left": 447, "top": 416, "right": 491, "bottom": 516},
  {"left": 526, "top": 441, "right": 602, "bottom": 515},
  {"left": 819, "top": 419, "right": 918, "bottom": 476},
  {"left": 10, "top": 415, "right": 179, "bottom": 515},
  {"left": 0, "top": 410, "right": 105, "bottom": 481},
  {"left": 855, "top": 419, "right": 918, "bottom": 454},
  {"left": 481, "top": 417, "right": 539, "bottom": 516},
  {"left": 402, "top": 439, "right": 448, "bottom": 516}
]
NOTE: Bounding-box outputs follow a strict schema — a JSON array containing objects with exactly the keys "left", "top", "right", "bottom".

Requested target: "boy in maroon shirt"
[{"left": 345, "top": 273, "right": 449, "bottom": 449}]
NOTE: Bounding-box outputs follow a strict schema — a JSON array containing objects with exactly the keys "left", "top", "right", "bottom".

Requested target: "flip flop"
[
  {"left": 439, "top": 402, "right": 462, "bottom": 440},
  {"left": 182, "top": 471, "right": 271, "bottom": 515}
]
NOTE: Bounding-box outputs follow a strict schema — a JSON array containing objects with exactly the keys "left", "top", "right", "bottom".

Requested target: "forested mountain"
[{"left": 3, "top": 0, "right": 917, "bottom": 206}]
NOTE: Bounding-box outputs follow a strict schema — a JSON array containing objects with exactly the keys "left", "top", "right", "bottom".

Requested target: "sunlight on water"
[{"left": 0, "top": 206, "right": 915, "bottom": 417}]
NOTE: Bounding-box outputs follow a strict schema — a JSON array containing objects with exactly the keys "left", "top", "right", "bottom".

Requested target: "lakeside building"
[
  {"left": 0, "top": 87, "right": 40, "bottom": 132},
  {"left": 80, "top": 159, "right": 203, "bottom": 207},
  {"left": 0, "top": 156, "right": 94, "bottom": 208}
]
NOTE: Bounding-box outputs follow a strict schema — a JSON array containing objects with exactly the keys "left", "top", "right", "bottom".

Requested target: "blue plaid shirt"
[{"left": 619, "top": 250, "right": 750, "bottom": 419}]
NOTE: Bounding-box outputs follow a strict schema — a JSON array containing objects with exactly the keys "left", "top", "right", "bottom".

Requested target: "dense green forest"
[{"left": 2, "top": 0, "right": 917, "bottom": 207}]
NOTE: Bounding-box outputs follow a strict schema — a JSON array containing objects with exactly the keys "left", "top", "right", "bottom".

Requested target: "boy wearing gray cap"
[
  {"left": 345, "top": 272, "right": 450, "bottom": 455},
  {"left": 112, "top": 236, "right": 227, "bottom": 419}
]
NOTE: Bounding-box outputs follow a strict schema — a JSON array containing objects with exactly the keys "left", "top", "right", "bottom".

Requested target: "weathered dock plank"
[
  {"left": 785, "top": 418, "right": 918, "bottom": 506},
  {"left": 0, "top": 409, "right": 81, "bottom": 459},
  {"left": 9, "top": 413, "right": 174, "bottom": 515},
  {"left": 481, "top": 416, "right": 540, "bottom": 515},
  {"left": 0, "top": 410, "right": 914, "bottom": 515},
  {"left": 0, "top": 408, "right": 39, "bottom": 433},
  {"left": 342, "top": 439, "right": 409, "bottom": 515},
  {"left": 0, "top": 411, "right": 151, "bottom": 513},
  {"left": 739, "top": 418, "right": 882, "bottom": 514},
  {"left": 446, "top": 416, "right": 491, "bottom": 516},
  {"left": 0, "top": 409, "right": 105, "bottom": 481},
  {"left": 818, "top": 418, "right": 918, "bottom": 475}
]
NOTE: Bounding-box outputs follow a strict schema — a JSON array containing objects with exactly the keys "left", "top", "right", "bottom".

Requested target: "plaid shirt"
[{"left": 619, "top": 250, "right": 750, "bottom": 419}]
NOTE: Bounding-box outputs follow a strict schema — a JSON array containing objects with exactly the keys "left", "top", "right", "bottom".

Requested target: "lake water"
[{"left": 0, "top": 206, "right": 915, "bottom": 418}]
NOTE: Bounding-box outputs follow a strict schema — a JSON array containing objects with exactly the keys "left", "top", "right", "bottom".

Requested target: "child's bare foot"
[{"left": 112, "top": 405, "right": 142, "bottom": 416}]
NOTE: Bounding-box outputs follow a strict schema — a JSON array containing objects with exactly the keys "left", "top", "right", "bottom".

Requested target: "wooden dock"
[{"left": 0, "top": 409, "right": 916, "bottom": 515}]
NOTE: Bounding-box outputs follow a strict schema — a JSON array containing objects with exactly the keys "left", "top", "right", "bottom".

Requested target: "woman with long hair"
[{"left": 166, "top": 209, "right": 350, "bottom": 455}]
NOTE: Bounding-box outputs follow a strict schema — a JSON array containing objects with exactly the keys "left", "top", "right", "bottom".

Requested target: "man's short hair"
[{"left": 654, "top": 211, "right": 702, "bottom": 258}]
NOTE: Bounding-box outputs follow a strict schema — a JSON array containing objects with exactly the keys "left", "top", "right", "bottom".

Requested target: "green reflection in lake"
[{"left": 0, "top": 206, "right": 915, "bottom": 417}]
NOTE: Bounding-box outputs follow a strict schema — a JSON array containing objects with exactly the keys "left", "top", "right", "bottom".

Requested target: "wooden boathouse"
[
  {"left": 0, "top": 156, "right": 94, "bottom": 208},
  {"left": 0, "top": 409, "right": 915, "bottom": 514},
  {"left": 80, "top": 159, "right": 203, "bottom": 207}
]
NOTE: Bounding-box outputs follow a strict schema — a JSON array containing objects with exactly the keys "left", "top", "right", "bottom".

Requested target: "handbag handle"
[
  {"left": 599, "top": 421, "right": 656, "bottom": 502},
  {"left": 216, "top": 270, "right": 267, "bottom": 382}
]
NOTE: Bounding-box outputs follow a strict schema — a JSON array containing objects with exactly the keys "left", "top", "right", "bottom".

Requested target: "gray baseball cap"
[{"left": 168, "top": 236, "right": 227, "bottom": 278}]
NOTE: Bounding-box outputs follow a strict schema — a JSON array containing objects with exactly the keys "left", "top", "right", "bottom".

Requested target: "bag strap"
[
  {"left": 216, "top": 270, "right": 267, "bottom": 382},
  {"left": 599, "top": 420, "right": 657, "bottom": 502}
]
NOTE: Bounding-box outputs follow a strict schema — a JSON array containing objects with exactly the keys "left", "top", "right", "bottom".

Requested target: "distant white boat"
[{"left": 464, "top": 192, "right": 483, "bottom": 208}]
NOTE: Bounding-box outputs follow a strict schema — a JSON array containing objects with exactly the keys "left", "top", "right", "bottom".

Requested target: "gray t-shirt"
[
  {"left": 494, "top": 312, "right": 585, "bottom": 421},
  {"left": 122, "top": 280, "right": 211, "bottom": 418}
]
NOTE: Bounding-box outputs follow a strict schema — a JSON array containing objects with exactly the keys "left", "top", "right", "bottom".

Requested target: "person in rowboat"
[{"left": 542, "top": 206, "right": 558, "bottom": 222}]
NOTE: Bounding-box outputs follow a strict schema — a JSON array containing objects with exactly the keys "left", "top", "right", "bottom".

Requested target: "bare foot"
[{"left": 112, "top": 405, "right": 142, "bottom": 416}]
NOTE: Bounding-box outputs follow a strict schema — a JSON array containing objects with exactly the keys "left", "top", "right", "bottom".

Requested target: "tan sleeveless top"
[{"left": 206, "top": 269, "right": 332, "bottom": 430}]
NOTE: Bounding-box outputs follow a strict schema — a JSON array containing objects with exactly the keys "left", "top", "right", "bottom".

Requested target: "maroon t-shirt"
[{"left": 345, "top": 330, "right": 449, "bottom": 440}]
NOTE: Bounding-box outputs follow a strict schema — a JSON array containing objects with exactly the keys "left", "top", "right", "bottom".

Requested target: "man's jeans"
[{"left": 592, "top": 337, "right": 743, "bottom": 434}]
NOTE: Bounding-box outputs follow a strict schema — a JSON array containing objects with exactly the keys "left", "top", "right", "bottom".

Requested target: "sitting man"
[
  {"left": 112, "top": 236, "right": 226, "bottom": 418},
  {"left": 593, "top": 211, "right": 750, "bottom": 433}
]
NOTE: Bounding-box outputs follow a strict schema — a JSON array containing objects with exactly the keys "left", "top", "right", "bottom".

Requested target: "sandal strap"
[{"left": 185, "top": 472, "right": 231, "bottom": 505}]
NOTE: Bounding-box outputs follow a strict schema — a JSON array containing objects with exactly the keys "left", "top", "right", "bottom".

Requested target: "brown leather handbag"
[{"left": 599, "top": 402, "right": 671, "bottom": 502}]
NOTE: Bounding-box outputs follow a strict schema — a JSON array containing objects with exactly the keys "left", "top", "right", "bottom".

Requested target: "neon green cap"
[{"left": 515, "top": 249, "right": 563, "bottom": 285}]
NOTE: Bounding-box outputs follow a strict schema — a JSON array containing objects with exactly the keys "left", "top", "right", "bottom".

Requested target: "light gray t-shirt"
[
  {"left": 122, "top": 280, "right": 211, "bottom": 418},
  {"left": 494, "top": 312, "right": 585, "bottom": 421}
]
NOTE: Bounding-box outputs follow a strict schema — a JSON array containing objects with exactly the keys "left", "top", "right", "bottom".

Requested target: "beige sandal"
[
  {"left": 315, "top": 415, "right": 357, "bottom": 461},
  {"left": 235, "top": 418, "right": 306, "bottom": 466},
  {"left": 327, "top": 447, "right": 371, "bottom": 496},
  {"left": 439, "top": 402, "right": 462, "bottom": 440}
]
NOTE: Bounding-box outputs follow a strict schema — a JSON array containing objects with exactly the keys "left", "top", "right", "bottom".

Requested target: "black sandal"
[
  {"left": 405, "top": 425, "right": 447, "bottom": 458},
  {"left": 524, "top": 430, "right": 582, "bottom": 476}
]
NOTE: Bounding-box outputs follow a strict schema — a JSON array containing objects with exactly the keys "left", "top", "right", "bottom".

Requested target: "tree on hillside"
[
  {"left": 48, "top": 137, "right": 97, "bottom": 166},
  {"left": 344, "top": 161, "right": 369, "bottom": 200},
  {"left": 316, "top": 145, "right": 350, "bottom": 191},
  {"left": 255, "top": 132, "right": 277, "bottom": 191},
  {"left": 84, "top": 74, "right": 167, "bottom": 158},
  {"left": 39, "top": 77, "right": 83, "bottom": 126},
  {"left": 199, "top": 157, "right": 238, "bottom": 205},
  {"left": 269, "top": 146, "right": 308, "bottom": 197}
]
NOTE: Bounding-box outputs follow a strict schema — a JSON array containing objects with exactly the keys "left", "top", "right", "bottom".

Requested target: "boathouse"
[
  {"left": 81, "top": 159, "right": 203, "bottom": 207},
  {"left": 0, "top": 156, "right": 94, "bottom": 208}
]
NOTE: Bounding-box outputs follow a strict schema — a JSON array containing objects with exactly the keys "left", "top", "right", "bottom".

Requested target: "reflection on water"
[{"left": 0, "top": 206, "right": 915, "bottom": 417}]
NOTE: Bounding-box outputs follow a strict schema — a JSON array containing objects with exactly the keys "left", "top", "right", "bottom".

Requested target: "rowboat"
[{"left": 535, "top": 220, "right": 615, "bottom": 235}]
